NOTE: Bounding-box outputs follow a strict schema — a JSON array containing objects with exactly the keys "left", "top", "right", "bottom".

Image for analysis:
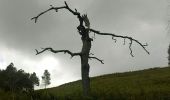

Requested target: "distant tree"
[
  {"left": 16, "top": 69, "right": 33, "bottom": 90},
  {"left": 30, "top": 72, "right": 39, "bottom": 87},
  {"left": 32, "top": 1, "right": 149, "bottom": 96},
  {"left": 168, "top": 44, "right": 170, "bottom": 65},
  {"left": 0, "top": 69, "right": 6, "bottom": 90},
  {"left": 4, "top": 63, "right": 18, "bottom": 97},
  {"left": 0, "top": 63, "right": 39, "bottom": 92},
  {"left": 5, "top": 63, "right": 17, "bottom": 73},
  {"left": 42, "top": 70, "right": 51, "bottom": 89},
  {"left": 3, "top": 63, "right": 22, "bottom": 100}
]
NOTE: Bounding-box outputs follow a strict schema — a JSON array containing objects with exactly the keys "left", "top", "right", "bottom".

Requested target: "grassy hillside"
[
  {"left": 1, "top": 66, "right": 170, "bottom": 100},
  {"left": 37, "top": 66, "right": 170, "bottom": 100}
]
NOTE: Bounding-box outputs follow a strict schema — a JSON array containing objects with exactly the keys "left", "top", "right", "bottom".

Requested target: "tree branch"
[
  {"left": 31, "top": 6, "right": 66, "bottom": 23},
  {"left": 89, "top": 28, "right": 150, "bottom": 57},
  {"left": 35, "top": 48, "right": 81, "bottom": 58},
  {"left": 89, "top": 56, "right": 104, "bottom": 64},
  {"left": 31, "top": 1, "right": 83, "bottom": 26}
]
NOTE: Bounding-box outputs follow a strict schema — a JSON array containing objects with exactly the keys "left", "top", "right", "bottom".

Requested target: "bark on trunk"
[
  {"left": 81, "top": 57, "right": 90, "bottom": 96},
  {"left": 81, "top": 34, "right": 91, "bottom": 96}
]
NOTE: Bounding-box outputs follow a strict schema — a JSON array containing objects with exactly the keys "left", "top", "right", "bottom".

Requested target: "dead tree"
[{"left": 31, "top": 1, "right": 149, "bottom": 96}]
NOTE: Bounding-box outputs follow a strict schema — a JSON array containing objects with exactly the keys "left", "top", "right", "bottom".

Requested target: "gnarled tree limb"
[
  {"left": 89, "top": 28, "right": 149, "bottom": 57},
  {"left": 31, "top": 1, "right": 83, "bottom": 26},
  {"left": 89, "top": 56, "right": 104, "bottom": 64},
  {"left": 36, "top": 48, "right": 81, "bottom": 58},
  {"left": 31, "top": 6, "right": 66, "bottom": 23}
]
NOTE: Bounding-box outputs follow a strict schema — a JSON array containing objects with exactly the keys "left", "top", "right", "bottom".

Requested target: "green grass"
[
  {"left": 40, "top": 66, "right": 170, "bottom": 100},
  {"left": 0, "top": 89, "right": 29, "bottom": 100},
  {"left": 1, "top": 66, "right": 170, "bottom": 100}
]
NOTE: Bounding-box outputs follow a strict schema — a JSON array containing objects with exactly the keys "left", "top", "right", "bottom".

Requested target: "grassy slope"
[
  {"left": 1, "top": 67, "right": 170, "bottom": 100},
  {"left": 38, "top": 66, "right": 170, "bottom": 100}
]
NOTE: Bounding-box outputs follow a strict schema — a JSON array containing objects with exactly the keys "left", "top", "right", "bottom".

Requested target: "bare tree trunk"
[
  {"left": 81, "top": 35, "right": 91, "bottom": 96},
  {"left": 81, "top": 57, "right": 90, "bottom": 96}
]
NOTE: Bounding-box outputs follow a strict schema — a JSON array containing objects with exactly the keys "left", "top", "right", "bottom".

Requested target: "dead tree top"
[{"left": 31, "top": 1, "right": 149, "bottom": 64}]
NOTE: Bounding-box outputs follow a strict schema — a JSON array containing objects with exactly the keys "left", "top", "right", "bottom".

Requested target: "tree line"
[
  {"left": 0, "top": 63, "right": 51, "bottom": 92},
  {"left": 0, "top": 63, "right": 39, "bottom": 93}
]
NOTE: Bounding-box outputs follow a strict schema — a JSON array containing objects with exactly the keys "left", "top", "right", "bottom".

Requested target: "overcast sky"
[{"left": 0, "top": 0, "right": 169, "bottom": 88}]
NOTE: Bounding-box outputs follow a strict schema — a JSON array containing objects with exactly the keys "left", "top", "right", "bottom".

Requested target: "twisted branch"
[
  {"left": 35, "top": 48, "right": 81, "bottom": 58},
  {"left": 89, "top": 56, "right": 104, "bottom": 64},
  {"left": 31, "top": 6, "right": 65, "bottom": 23},
  {"left": 89, "top": 28, "right": 150, "bottom": 57},
  {"left": 31, "top": 1, "right": 83, "bottom": 26}
]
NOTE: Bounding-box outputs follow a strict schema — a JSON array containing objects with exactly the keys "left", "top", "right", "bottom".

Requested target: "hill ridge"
[{"left": 38, "top": 66, "right": 170, "bottom": 100}]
